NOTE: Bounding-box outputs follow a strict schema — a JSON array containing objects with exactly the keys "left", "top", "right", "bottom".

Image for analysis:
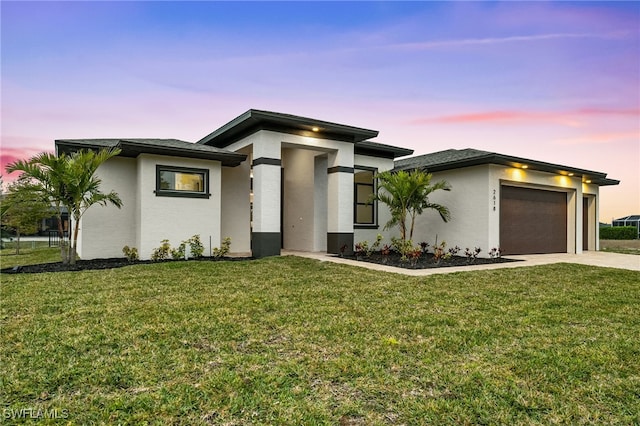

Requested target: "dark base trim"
[
  {"left": 252, "top": 157, "right": 282, "bottom": 167},
  {"left": 252, "top": 232, "right": 281, "bottom": 258},
  {"left": 327, "top": 232, "right": 354, "bottom": 255},
  {"left": 327, "top": 166, "right": 354, "bottom": 174}
]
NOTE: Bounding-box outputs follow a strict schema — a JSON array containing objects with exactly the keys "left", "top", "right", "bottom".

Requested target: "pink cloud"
[
  {"left": 1, "top": 146, "right": 54, "bottom": 183},
  {"left": 554, "top": 130, "right": 640, "bottom": 145},
  {"left": 411, "top": 107, "right": 640, "bottom": 126}
]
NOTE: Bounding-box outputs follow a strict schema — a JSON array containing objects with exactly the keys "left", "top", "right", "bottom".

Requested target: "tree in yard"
[
  {"left": 6, "top": 148, "right": 123, "bottom": 265},
  {"left": 373, "top": 169, "right": 451, "bottom": 243},
  {"left": 6, "top": 153, "right": 71, "bottom": 261},
  {"left": 1, "top": 176, "right": 52, "bottom": 254}
]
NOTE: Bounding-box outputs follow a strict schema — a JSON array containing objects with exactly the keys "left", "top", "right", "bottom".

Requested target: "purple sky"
[{"left": 2, "top": 1, "right": 638, "bottom": 221}]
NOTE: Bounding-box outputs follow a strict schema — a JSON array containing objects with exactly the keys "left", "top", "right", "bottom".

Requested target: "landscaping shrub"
[
  {"left": 121, "top": 246, "right": 139, "bottom": 262},
  {"left": 171, "top": 242, "right": 186, "bottom": 260},
  {"left": 151, "top": 240, "right": 171, "bottom": 261},
  {"left": 600, "top": 226, "right": 637, "bottom": 240},
  {"left": 212, "top": 237, "right": 231, "bottom": 259},
  {"left": 188, "top": 235, "right": 205, "bottom": 257}
]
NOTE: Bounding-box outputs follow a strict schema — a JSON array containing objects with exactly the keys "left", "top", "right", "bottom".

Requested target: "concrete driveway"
[{"left": 283, "top": 250, "right": 640, "bottom": 276}]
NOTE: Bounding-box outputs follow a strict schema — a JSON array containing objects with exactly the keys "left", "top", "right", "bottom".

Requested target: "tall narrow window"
[
  {"left": 156, "top": 165, "right": 210, "bottom": 198},
  {"left": 354, "top": 167, "right": 376, "bottom": 226}
]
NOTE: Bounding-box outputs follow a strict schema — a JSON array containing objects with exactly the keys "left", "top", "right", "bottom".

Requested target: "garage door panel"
[{"left": 500, "top": 186, "right": 567, "bottom": 255}]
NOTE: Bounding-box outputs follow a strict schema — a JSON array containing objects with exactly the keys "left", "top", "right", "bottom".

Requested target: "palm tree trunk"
[
  {"left": 409, "top": 212, "right": 416, "bottom": 242},
  {"left": 57, "top": 214, "right": 69, "bottom": 264},
  {"left": 70, "top": 216, "right": 80, "bottom": 265}
]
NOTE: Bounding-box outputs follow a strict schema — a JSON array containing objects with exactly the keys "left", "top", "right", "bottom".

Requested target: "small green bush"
[
  {"left": 151, "top": 240, "right": 171, "bottom": 261},
  {"left": 171, "top": 242, "right": 186, "bottom": 260},
  {"left": 212, "top": 237, "right": 231, "bottom": 259},
  {"left": 121, "top": 245, "right": 139, "bottom": 262},
  {"left": 600, "top": 226, "right": 637, "bottom": 240},
  {"left": 188, "top": 235, "right": 204, "bottom": 258},
  {"left": 391, "top": 237, "right": 416, "bottom": 261}
]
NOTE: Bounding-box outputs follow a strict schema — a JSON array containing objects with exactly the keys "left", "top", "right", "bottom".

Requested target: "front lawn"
[
  {"left": 0, "top": 246, "right": 60, "bottom": 269},
  {"left": 1, "top": 258, "right": 638, "bottom": 424}
]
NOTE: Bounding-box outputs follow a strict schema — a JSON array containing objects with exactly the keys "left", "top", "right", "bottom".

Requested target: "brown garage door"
[{"left": 500, "top": 186, "right": 567, "bottom": 255}]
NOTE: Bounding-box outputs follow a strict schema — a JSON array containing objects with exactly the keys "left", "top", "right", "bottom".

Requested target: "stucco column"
[
  {"left": 326, "top": 148, "right": 354, "bottom": 254},
  {"left": 251, "top": 141, "right": 282, "bottom": 258}
]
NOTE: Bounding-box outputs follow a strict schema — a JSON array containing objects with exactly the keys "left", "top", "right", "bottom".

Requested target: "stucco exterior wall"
[
  {"left": 282, "top": 148, "right": 318, "bottom": 251},
  {"left": 582, "top": 183, "right": 599, "bottom": 250},
  {"left": 412, "top": 165, "right": 491, "bottom": 252},
  {"left": 223, "top": 129, "right": 357, "bottom": 254},
  {"left": 136, "top": 154, "right": 222, "bottom": 260},
  {"left": 409, "top": 165, "right": 598, "bottom": 256},
  {"left": 221, "top": 149, "right": 251, "bottom": 255},
  {"left": 489, "top": 165, "right": 586, "bottom": 254},
  {"left": 353, "top": 154, "right": 397, "bottom": 246},
  {"left": 77, "top": 157, "right": 137, "bottom": 259},
  {"left": 313, "top": 155, "right": 328, "bottom": 252}
]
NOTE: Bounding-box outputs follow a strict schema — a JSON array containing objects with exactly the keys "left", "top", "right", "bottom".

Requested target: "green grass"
[
  {"left": 0, "top": 246, "right": 60, "bottom": 269},
  {"left": 1, "top": 258, "right": 639, "bottom": 425}
]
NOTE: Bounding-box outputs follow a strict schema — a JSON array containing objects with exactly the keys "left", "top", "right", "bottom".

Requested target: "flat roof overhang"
[
  {"left": 198, "top": 109, "right": 380, "bottom": 148},
  {"left": 396, "top": 152, "right": 619, "bottom": 186},
  {"left": 355, "top": 140, "right": 414, "bottom": 160},
  {"left": 56, "top": 139, "right": 247, "bottom": 167}
]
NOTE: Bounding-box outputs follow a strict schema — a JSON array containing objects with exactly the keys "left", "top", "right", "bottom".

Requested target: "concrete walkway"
[{"left": 282, "top": 250, "right": 640, "bottom": 276}]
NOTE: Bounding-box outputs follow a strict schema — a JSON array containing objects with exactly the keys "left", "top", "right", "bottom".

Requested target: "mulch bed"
[
  {"left": 1, "top": 256, "right": 253, "bottom": 274},
  {"left": 341, "top": 252, "right": 520, "bottom": 269},
  {"left": 2, "top": 253, "right": 520, "bottom": 274}
]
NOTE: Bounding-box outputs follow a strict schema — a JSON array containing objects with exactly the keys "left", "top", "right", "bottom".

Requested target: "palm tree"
[
  {"left": 63, "top": 149, "right": 123, "bottom": 265},
  {"left": 6, "top": 153, "right": 72, "bottom": 262},
  {"left": 373, "top": 169, "right": 451, "bottom": 243},
  {"left": 6, "top": 148, "right": 122, "bottom": 265}
]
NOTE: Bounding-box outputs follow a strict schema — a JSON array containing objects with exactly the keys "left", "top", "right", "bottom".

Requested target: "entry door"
[{"left": 500, "top": 186, "right": 568, "bottom": 255}]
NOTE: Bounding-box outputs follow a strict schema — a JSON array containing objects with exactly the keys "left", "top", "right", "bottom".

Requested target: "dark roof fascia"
[
  {"left": 197, "top": 109, "right": 379, "bottom": 148},
  {"left": 55, "top": 139, "right": 246, "bottom": 167},
  {"left": 395, "top": 151, "right": 618, "bottom": 186},
  {"left": 354, "top": 141, "right": 414, "bottom": 160},
  {"left": 596, "top": 178, "right": 620, "bottom": 187}
]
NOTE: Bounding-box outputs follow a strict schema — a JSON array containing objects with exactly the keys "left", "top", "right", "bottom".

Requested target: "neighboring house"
[
  {"left": 612, "top": 215, "right": 640, "bottom": 238},
  {"left": 55, "top": 109, "right": 619, "bottom": 260}
]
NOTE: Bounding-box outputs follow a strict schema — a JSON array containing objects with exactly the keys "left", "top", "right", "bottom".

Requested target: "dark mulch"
[
  {"left": 1, "top": 256, "right": 253, "bottom": 274},
  {"left": 341, "top": 252, "right": 520, "bottom": 269}
]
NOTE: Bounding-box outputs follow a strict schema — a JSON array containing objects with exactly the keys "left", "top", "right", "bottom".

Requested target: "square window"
[{"left": 156, "top": 165, "right": 210, "bottom": 199}]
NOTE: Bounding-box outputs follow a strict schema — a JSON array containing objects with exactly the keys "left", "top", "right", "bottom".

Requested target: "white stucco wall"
[
  {"left": 282, "top": 148, "right": 318, "bottom": 251},
  {"left": 223, "top": 129, "right": 358, "bottom": 252},
  {"left": 136, "top": 154, "right": 222, "bottom": 260},
  {"left": 489, "top": 165, "right": 586, "bottom": 254},
  {"left": 583, "top": 183, "right": 599, "bottom": 250},
  {"left": 353, "top": 154, "right": 397, "bottom": 247},
  {"left": 77, "top": 157, "right": 137, "bottom": 259},
  {"left": 313, "top": 155, "right": 328, "bottom": 252},
  {"left": 221, "top": 150, "right": 252, "bottom": 255},
  {"left": 412, "top": 166, "right": 491, "bottom": 252},
  {"left": 409, "top": 164, "right": 595, "bottom": 256}
]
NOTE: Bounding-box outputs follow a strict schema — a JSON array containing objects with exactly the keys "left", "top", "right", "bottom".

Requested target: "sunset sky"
[{"left": 2, "top": 1, "right": 638, "bottom": 221}]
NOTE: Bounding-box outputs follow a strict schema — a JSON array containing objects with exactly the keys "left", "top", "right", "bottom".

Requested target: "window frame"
[
  {"left": 155, "top": 165, "right": 210, "bottom": 199},
  {"left": 353, "top": 166, "right": 378, "bottom": 229}
]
